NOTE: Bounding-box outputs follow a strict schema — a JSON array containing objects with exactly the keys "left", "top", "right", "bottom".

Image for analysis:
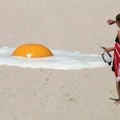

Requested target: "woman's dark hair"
[{"left": 116, "top": 14, "right": 120, "bottom": 21}]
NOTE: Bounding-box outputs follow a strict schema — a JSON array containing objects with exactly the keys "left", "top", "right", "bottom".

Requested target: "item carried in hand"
[{"left": 101, "top": 52, "right": 112, "bottom": 65}]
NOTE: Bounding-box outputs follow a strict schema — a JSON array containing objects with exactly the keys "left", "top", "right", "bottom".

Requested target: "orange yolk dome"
[{"left": 12, "top": 43, "right": 53, "bottom": 58}]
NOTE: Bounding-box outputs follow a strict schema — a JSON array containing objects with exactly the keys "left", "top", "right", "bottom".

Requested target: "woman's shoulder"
[
  {"left": 115, "top": 30, "right": 120, "bottom": 43},
  {"left": 117, "top": 30, "right": 120, "bottom": 41},
  {"left": 117, "top": 29, "right": 120, "bottom": 34},
  {"left": 118, "top": 30, "right": 120, "bottom": 37}
]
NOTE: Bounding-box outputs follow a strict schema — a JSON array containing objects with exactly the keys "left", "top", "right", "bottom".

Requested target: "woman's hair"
[{"left": 116, "top": 14, "right": 120, "bottom": 21}]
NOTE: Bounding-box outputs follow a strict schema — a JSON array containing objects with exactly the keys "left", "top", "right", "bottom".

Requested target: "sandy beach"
[{"left": 0, "top": 0, "right": 120, "bottom": 120}]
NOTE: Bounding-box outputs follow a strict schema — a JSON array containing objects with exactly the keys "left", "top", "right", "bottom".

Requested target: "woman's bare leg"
[{"left": 115, "top": 81, "right": 120, "bottom": 105}]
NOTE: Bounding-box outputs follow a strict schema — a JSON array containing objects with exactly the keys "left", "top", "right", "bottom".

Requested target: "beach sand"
[{"left": 0, "top": 0, "right": 120, "bottom": 120}]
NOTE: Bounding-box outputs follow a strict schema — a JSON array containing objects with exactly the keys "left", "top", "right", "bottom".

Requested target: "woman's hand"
[
  {"left": 107, "top": 19, "right": 116, "bottom": 25},
  {"left": 104, "top": 47, "right": 114, "bottom": 52}
]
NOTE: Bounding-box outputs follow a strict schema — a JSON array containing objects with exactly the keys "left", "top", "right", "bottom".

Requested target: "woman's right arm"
[
  {"left": 104, "top": 47, "right": 115, "bottom": 52},
  {"left": 107, "top": 19, "right": 116, "bottom": 25}
]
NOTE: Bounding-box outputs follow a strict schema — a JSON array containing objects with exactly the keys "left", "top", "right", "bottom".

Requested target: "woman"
[{"left": 105, "top": 14, "right": 120, "bottom": 104}]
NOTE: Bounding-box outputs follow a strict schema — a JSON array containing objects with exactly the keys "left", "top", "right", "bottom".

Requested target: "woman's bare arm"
[
  {"left": 107, "top": 19, "right": 116, "bottom": 25},
  {"left": 104, "top": 47, "right": 115, "bottom": 52}
]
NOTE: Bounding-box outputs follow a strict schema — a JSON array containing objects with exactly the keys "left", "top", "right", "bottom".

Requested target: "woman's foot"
[
  {"left": 114, "top": 100, "right": 120, "bottom": 105},
  {"left": 109, "top": 98, "right": 119, "bottom": 101},
  {"left": 109, "top": 98, "right": 120, "bottom": 105}
]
